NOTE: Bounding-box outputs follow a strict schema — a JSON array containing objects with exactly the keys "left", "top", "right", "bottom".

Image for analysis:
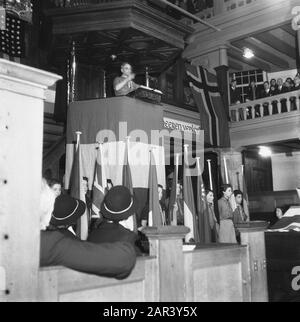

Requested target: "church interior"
[{"left": 1, "top": 0, "right": 300, "bottom": 303}]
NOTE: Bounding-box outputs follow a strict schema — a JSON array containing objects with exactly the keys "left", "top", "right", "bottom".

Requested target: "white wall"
[
  {"left": 267, "top": 69, "right": 298, "bottom": 82},
  {"left": 271, "top": 151, "right": 300, "bottom": 191}
]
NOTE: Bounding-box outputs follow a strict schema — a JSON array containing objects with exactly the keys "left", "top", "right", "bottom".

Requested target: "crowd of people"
[
  {"left": 40, "top": 174, "right": 250, "bottom": 277},
  {"left": 40, "top": 179, "right": 138, "bottom": 279},
  {"left": 230, "top": 74, "right": 300, "bottom": 106}
]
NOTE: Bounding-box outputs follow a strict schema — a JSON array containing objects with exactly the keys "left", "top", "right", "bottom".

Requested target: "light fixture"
[
  {"left": 259, "top": 146, "right": 272, "bottom": 158},
  {"left": 243, "top": 48, "right": 254, "bottom": 59}
]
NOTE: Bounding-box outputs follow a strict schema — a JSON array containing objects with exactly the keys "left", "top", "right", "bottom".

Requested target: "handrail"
[{"left": 230, "top": 90, "right": 300, "bottom": 123}]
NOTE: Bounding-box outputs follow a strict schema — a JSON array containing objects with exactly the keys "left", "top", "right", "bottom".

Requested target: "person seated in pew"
[
  {"left": 113, "top": 62, "right": 140, "bottom": 96},
  {"left": 48, "top": 178, "right": 62, "bottom": 198},
  {"left": 88, "top": 186, "right": 142, "bottom": 255},
  {"left": 39, "top": 181, "right": 136, "bottom": 279}
]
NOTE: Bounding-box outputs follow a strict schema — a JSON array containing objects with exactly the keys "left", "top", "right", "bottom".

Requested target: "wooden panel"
[
  {"left": 184, "top": 245, "right": 250, "bottom": 302},
  {"left": 240, "top": 229, "right": 268, "bottom": 302},
  {"left": 37, "top": 257, "right": 159, "bottom": 302},
  {"left": 244, "top": 150, "right": 273, "bottom": 193},
  {"left": 0, "top": 60, "right": 61, "bottom": 302},
  {"left": 193, "top": 263, "right": 243, "bottom": 302},
  {"left": 59, "top": 281, "right": 145, "bottom": 302}
]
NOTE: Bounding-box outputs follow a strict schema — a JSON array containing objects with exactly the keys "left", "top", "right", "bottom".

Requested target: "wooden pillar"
[
  {"left": 0, "top": 59, "right": 61, "bottom": 301},
  {"left": 236, "top": 221, "right": 269, "bottom": 302},
  {"left": 215, "top": 46, "right": 229, "bottom": 118},
  {"left": 143, "top": 226, "right": 189, "bottom": 302}
]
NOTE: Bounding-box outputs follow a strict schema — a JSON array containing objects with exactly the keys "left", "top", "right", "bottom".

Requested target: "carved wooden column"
[
  {"left": 143, "top": 226, "right": 189, "bottom": 302},
  {"left": 215, "top": 46, "right": 230, "bottom": 117},
  {"left": 236, "top": 221, "right": 269, "bottom": 302},
  {"left": 0, "top": 59, "right": 61, "bottom": 301}
]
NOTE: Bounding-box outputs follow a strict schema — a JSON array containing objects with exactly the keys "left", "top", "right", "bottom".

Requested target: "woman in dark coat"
[{"left": 40, "top": 192, "right": 136, "bottom": 279}]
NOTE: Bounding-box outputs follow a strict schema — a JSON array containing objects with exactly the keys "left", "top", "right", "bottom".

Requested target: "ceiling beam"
[
  {"left": 228, "top": 44, "right": 272, "bottom": 72},
  {"left": 254, "top": 32, "right": 296, "bottom": 60},
  {"left": 228, "top": 58, "right": 246, "bottom": 72},
  {"left": 231, "top": 38, "right": 290, "bottom": 69},
  {"left": 280, "top": 24, "right": 297, "bottom": 37}
]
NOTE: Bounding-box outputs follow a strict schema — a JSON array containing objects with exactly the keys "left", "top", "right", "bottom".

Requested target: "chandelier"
[{"left": 0, "top": 0, "right": 33, "bottom": 23}]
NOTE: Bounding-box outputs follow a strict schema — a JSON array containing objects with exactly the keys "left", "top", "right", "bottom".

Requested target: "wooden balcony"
[
  {"left": 229, "top": 90, "right": 300, "bottom": 148},
  {"left": 43, "top": 0, "right": 193, "bottom": 74}
]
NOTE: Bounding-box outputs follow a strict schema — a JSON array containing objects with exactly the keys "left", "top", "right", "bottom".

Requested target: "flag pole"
[
  {"left": 236, "top": 171, "right": 240, "bottom": 190},
  {"left": 207, "top": 159, "right": 213, "bottom": 191},
  {"left": 223, "top": 156, "right": 229, "bottom": 184},
  {"left": 171, "top": 153, "right": 180, "bottom": 227},
  {"left": 75, "top": 131, "right": 82, "bottom": 150}
]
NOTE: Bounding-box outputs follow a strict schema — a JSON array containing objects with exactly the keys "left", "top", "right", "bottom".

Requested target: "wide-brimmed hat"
[
  {"left": 51, "top": 195, "right": 86, "bottom": 227},
  {"left": 101, "top": 186, "right": 137, "bottom": 222}
]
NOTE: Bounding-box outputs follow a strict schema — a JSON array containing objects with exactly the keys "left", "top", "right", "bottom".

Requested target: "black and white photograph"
[{"left": 0, "top": 0, "right": 300, "bottom": 304}]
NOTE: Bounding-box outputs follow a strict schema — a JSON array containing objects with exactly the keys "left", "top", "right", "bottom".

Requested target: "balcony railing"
[{"left": 230, "top": 90, "right": 300, "bottom": 123}]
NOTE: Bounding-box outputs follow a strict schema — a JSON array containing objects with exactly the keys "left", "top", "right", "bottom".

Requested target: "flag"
[
  {"left": 148, "top": 150, "right": 163, "bottom": 227},
  {"left": 186, "top": 64, "right": 230, "bottom": 148},
  {"left": 0, "top": 13, "right": 25, "bottom": 57},
  {"left": 69, "top": 135, "right": 89, "bottom": 240},
  {"left": 183, "top": 146, "right": 200, "bottom": 243},
  {"left": 196, "top": 158, "right": 212, "bottom": 244},
  {"left": 241, "top": 165, "right": 250, "bottom": 220},
  {"left": 168, "top": 154, "right": 179, "bottom": 226},
  {"left": 122, "top": 140, "right": 137, "bottom": 232},
  {"left": 91, "top": 144, "right": 107, "bottom": 219}
]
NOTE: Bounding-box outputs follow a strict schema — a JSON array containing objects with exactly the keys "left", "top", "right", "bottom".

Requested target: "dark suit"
[
  {"left": 230, "top": 87, "right": 242, "bottom": 105},
  {"left": 88, "top": 221, "right": 137, "bottom": 245},
  {"left": 88, "top": 221, "right": 142, "bottom": 255},
  {"left": 40, "top": 229, "right": 136, "bottom": 279}
]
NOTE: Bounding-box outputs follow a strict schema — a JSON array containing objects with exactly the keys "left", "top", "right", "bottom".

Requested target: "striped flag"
[
  {"left": 196, "top": 158, "right": 211, "bottom": 244},
  {"left": 183, "top": 146, "right": 200, "bottom": 243},
  {"left": 186, "top": 64, "right": 230, "bottom": 148},
  {"left": 241, "top": 165, "right": 250, "bottom": 221},
  {"left": 168, "top": 154, "right": 179, "bottom": 226},
  {"left": 91, "top": 143, "right": 107, "bottom": 219},
  {"left": 122, "top": 140, "right": 137, "bottom": 232},
  {"left": 69, "top": 133, "right": 89, "bottom": 240},
  {"left": 148, "top": 150, "right": 163, "bottom": 227}
]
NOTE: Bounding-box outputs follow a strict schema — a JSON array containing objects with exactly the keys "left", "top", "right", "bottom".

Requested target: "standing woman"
[
  {"left": 206, "top": 190, "right": 219, "bottom": 243},
  {"left": 218, "top": 185, "right": 237, "bottom": 244}
]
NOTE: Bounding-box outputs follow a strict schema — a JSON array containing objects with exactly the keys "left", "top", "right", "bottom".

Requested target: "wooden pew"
[{"left": 38, "top": 256, "right": 158, "bottom": 302}]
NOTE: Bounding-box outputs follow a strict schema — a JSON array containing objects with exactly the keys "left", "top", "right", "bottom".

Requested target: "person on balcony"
[
  {"left": 270, "top": 79, "right": 278, "bottom": 96},
  {"left": 285, "top": 77, "right": 295, "bottom": 91},
  {"left": 40, "top": 185, "right": 136, "bottom": 279},
  {"left": 230, "top": 79, "right": 242, "bottom": 105},
  {"left": 113, "top": 62, "right": 140, "bottom": 96},
  {"left": 245, "top": 80, "right": 259, "bottom": 101},
  {"left": 276, "top": 78, "right": 287, "bottom": 95},
  {"left": 260, "top": 81, "right": 272, "bottom": 98},
  {"left": 293, "top": 76, "right": 300, "bottom": 91}
]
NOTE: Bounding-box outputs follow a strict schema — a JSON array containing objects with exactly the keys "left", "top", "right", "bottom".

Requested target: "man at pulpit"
[{"left": 113, "top": 62, "right": 140, "bottom": 96}]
